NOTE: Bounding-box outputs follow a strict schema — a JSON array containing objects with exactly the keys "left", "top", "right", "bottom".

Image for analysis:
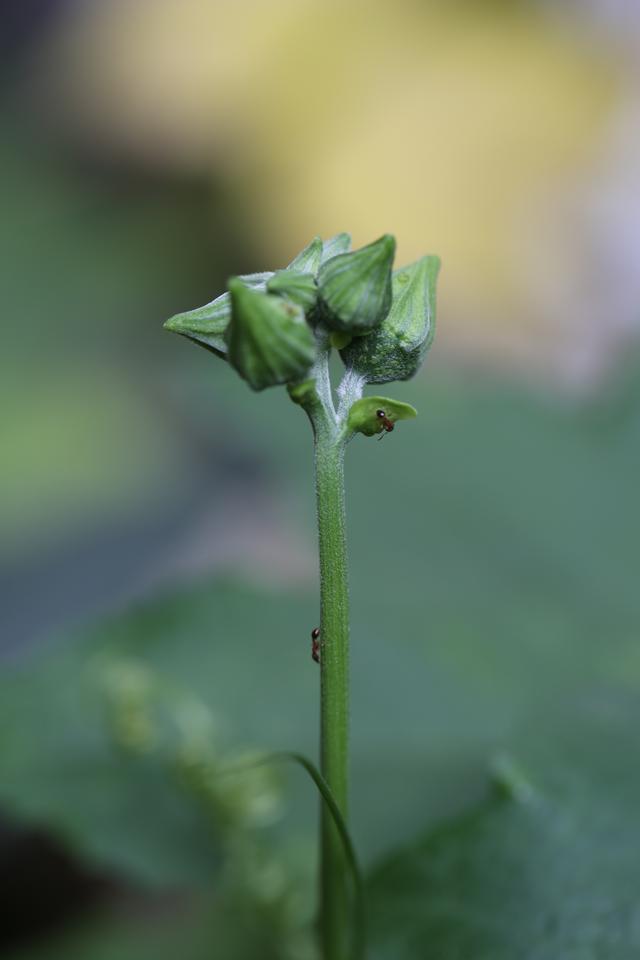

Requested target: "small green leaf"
[
  {"left": 226, "top": 752, "right": 365, "bottom": 960},
  {"left": 347, "top": 396, "right": 417, "bottom": 437},
  {"left": 284, "top": 752, "right": 365, "bottom": 960},
  {"left": 341, "top": 256, "right": 440, "bottom": 383},
  {"left": 225, "top": 279, "right": 316, "bottom": 391},
  {"left": 267, "top": 270, "right": 318, "bottom": 313},
  {"left": 318, "top": 235, "right": 396, "bottom": 334},
  {"left": 287, "top": 236, "right": 323, "bottom": 274},
  {"left": 321, "top": 232, "right": 352, "bottom": 263},
  {"left": 163, "top": 272, "right": 272, "bottom": 357}
]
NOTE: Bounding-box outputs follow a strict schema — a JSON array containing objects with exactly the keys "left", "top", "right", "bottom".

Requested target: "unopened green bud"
[
  {"left": 321, "top": 232, "right": 351, "bottom": 263},
  {"left": 163, "top": 272, "right": 272, "bottom": 357},
  {"left": 287, "top": 236, "right": 323, "bottom": 274},
  {"left": 341, "top": 256, "right": 439, "bottom": 383},
  {"left": 267, "top": 270, "right": 318, "bottom": 313},
  {"left": 226, "top": 279, "right": 316, "bottom": 391},
  {"left": 317, "top": 234, "right": 396, "bottom": 334},
  {"left": 347, "top": 395, "right": 417, "bottom": 437}
]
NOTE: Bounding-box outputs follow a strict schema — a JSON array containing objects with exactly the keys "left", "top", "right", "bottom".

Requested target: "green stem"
[
  {"left": 297, "top": 340, "right": 362, "bottom": 959},
  {"left": 315, "top": 429, "right": 350, "bottom": 960}
]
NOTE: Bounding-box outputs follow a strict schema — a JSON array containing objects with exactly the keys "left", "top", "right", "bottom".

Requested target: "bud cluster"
[{"left": 164, "top": 231, "right": 439, "bottom": 433}]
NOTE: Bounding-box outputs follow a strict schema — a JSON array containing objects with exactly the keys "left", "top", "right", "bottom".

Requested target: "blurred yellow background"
[
  {"left": 2, "top": 0, "right": 637, "bottom": 584},
  {"left": 38, "top": 0, "right": 623, "bottom": 363}
]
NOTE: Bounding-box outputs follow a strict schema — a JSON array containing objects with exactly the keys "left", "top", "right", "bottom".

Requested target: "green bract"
[
  {"left": 287, "top": 236, "right": 323, "bottom": 274},
  {"left": 267, "top": 270, "right": 318, "bottom": 313},
  {"left": 317, "top": 234, "right": 396, "bottom": 334},
  {"left": 286, "top": 377, "right": 325, "bottom": 422},
  {"left": 163, "top": 272, "right": 272, "bottom": 357},
  {"left": 347, "top": 396, "right": 417, "bottom": 437},
  {"left": 329, "top": 331, "right": 353, "bottom": 350},
  {"left": 225, "top": 279, "right": 316, "bottom": 391},
  {"left": 287, "top": 378, "right": 317, "bottom": 406},
  {"left": 341, "top": 256, "right": 440, "bottom": 384},
  {"left": 321, "top": 232, "right": 352, "bottom": 264}
]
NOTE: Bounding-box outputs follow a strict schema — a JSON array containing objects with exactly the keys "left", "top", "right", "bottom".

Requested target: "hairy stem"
[
  {"left": 302, "top": 340, "right": 351, "bottom": 959},
  {"left": 315, "top": 429, "right": 350, "bottom": 960}
]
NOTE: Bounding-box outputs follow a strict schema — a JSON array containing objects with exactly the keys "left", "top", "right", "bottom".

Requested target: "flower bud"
[
  {"left": 340, "top": 256, "right": 439, "bottom": 383},
  {"left": 347, "top": 396, "right": 417, "bottom": 437},
  {"left": 163, "top": 272, "right": 272, "bottom": 357},
  {"left": 317, "top": 234, "right": 396, "bottom": 334},
  {"left": 321, "top": 233, "right": 351, "bottom": 263},
  {"left": 267, "top": 270, "right": 318, "bottom": 313},
  {"left": 287, "top": 236, "right": 323, "bottom": 274},
  {"left": 225, "top": 278, "right": 316, "bottom": 391}
]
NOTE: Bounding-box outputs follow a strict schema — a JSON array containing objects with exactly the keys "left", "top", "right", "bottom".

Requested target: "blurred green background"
[{"left": 1, "top": 1, "right": 640, "bottom": 958}]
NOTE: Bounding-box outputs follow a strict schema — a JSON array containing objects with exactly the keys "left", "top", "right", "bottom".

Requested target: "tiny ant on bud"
[
  {"left": 376, "top": 408, "right": 394, "bottom": 440},
  {"left": 311, "top": 627, "right": 320, "bottom": 664}
]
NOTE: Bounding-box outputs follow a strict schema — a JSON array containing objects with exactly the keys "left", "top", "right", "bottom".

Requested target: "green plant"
[
  {"left": 4, "top": 353, "right": 640, "bottom": 959},
  {"left": 164, "top": 232, "right": 439, "bottom": 959}
]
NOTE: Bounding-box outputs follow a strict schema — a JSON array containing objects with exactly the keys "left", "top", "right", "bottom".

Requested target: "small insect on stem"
[
  {"left": 376, "top": 408, "right": 394, "bottom": 440},
  {"left": 311, "top": 627, "right": 320, "bottom": 664}
]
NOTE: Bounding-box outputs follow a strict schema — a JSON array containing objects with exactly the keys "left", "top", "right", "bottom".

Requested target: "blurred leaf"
[
  {"left": 368, "top": 717, "right": 640, "bottom": 960},
  {"left": 1, "top": 365, "right": 640, "bottom": 891},
  {"left": 0, "top": 121, "right": 229, "bottom": 560},
  {"left": 0, "top": 581, "right": 316, "bottom": 887},
  {"left": 0, "top": 369, "right": 187, "bottom": 561}
]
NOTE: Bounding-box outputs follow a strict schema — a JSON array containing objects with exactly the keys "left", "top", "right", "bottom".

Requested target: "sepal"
[
  {"left": 321, "top": 232, "right": 352, "bottom": 264},
  {"left": 267, "top": 270, "right": 318, "bottom": 313},
  {"left": 287, "top": 236, "right": 323, "bottom": 274},
  {"left": 163, "top": 272, "right": 272, "bottom": 357}
]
